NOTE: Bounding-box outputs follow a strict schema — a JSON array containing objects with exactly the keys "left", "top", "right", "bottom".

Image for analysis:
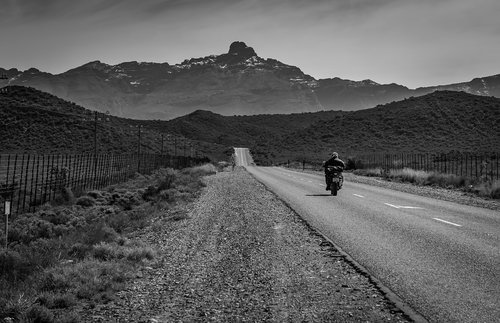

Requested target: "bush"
[
  {"left": 26, "top": 304, "right": 54, "bottom": 323},
  {"left": 91, "top": 242, "right": 155, "bottom": 262},
  {"left": 1, "top": 293, "right": 35, "bottom": 321},
  {"left": 75, "top": 196, "right": 95, "bottom": 207},
  {"left": 0, "top": 248, "right": 30, "bottom": 280},
  {"left": 389, "top": 168, "right": 430, "bottom": 185},
  {"left": 353, "top": 168, "right": 382, "bottom": 177},
  {"left": 475, "top": 179, "right": 500, "bottom": 199},
  {"left": 92, "top": 242, "right": 120, "bottom": 261},
  {"left": 52, "top": 187, "right": 75, "bottom": 206},
  {"left": 142, "top": 168, "right": 178, "bottom": 201},
  {"left": 69, "top": 243, "right": 92, "bottom": 260},
  {"left": 37, "top": 293, "right": 76, "bottom": 309},
  {"left": 425, "top": 172, "right": 467, "bottom": 187},
  {"left": 182, "top": 164, "right": 217, "bottom": 177},
  {"left": 79, "top": 223, "right": 119, "bottom": 246},
  {"left": 125, "top": 246, "right": 155, "bottom": 262}
]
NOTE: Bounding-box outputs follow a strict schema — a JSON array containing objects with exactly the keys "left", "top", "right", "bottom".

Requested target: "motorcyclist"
[{"left": 323, "top": 152, "right": 345, "bottom": 190}]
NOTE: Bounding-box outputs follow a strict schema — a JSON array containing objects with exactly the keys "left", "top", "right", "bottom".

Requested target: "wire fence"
[
  {"left": 280, "top": 152, "right": 500, "bottom": 181},
  {"left": 0, "top": 153, "right": 206, "bottom": 216},
  {"left": 352, "top": 152, "right": 499, "bottom": 180}
]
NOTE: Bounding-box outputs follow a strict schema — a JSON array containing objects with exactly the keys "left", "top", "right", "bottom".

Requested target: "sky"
[{"left": 0, "top": 0, "right": 499, "bottom": 89}]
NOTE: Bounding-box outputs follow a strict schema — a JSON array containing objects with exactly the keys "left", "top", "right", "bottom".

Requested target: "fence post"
[
  {"left": 475, "top": 155, "right": 478, "bottom": 178},
  {"left": 3, "top": 200, "right": 9, "bottom": 248},
  {"left": 495, "top": 153, "right": 500, "bottom": 179},
  {"left": 21, "top": 154, "right": 32, "bottom": 213}
]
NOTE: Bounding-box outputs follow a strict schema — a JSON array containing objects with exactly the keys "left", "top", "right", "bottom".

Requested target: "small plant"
[
  {"left": 353, "top": 168, "right": 382, "bottom": 177},
  {"left": 75, "top": 195, "right": 95, "bottom": 207},
  {"left": 25, "top": 304, "right": 54, "bottom": 323},
  {"left": 475, "top": 179, "right": 500, "bottom": 199}
]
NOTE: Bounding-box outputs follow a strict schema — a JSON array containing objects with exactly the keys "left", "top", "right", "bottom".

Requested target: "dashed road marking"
[
  {"left": 433, "top": 218, "right": 462, "bottom": 227},
  {"left": 353, "top": 194, "right": 365, "bottom": 198},
  {"left": 384, "top": 203, "right": 424, "bottom": 209}
]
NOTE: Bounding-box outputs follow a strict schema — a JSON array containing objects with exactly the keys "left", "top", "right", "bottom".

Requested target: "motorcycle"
[{"left": 325, "top": 165, "right": 344, "bottom": 196}]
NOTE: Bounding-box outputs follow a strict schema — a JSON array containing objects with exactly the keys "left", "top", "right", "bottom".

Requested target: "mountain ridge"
[{"left": 1, "top": 41, "right": 500, "bottom": 119}]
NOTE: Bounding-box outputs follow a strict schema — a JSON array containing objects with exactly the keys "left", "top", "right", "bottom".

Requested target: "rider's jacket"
[{"left": 323, "top": 157, "right": 345, "bottom": 171}]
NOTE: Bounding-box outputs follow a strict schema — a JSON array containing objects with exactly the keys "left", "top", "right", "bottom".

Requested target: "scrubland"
[{"left": 0, "top": 164, "right": 216, "bottom": 322}]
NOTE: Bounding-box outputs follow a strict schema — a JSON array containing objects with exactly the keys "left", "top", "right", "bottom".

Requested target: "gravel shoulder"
[{"left": 78, "top": 168, "right": 412, "bottom": 322}]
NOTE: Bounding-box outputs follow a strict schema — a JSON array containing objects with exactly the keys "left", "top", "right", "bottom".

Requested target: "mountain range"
[{"left": 1, "top": 41, "right": 500, "bottom": 120}]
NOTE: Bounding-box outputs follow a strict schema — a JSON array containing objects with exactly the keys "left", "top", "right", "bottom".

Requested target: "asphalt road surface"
[{"left": 236, "top": 149, "right": 500, "bottom": 322}]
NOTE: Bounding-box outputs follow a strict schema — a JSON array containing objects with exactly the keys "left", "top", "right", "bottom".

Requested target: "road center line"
[
  {"left": 384, "top": 203, "right": 423, "bottom": 209},
  {"left": 433, "top": 218, "right": 462, "bottom": 227},
  {"left": 353, "top": 194, "right": 365, "bottom": 198}
]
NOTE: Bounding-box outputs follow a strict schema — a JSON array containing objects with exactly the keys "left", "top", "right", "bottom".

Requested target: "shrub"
[
  {"left": 25, "top": 304, "right": 54, "bottom": 323},
  {"left": 389, "top": 168, "right": 430, "bottom": 185},
  {"left": 80, "top": 223, "right": 119, "bottom": 246},
  {"left": 91, "top": 242, "right": 155, "bottom": 262},
  {"left": 125, "top": 246, "right": 155, "bottom": 262},
  {"left": 52, "top": 187, "right": 75, "bottom": 206},
  {"left": 475, "top": 179, "right": 500, "bottom": 199},
  {"left": 36, "top": 293, "right": 76, "bottom": 309},
  {"left": 114, "top": 191, "right": 141, "bottom": 210},
  {"left": 86, "top": 191, "right": 103, "bottom": 199},
  {"left": 92, "top": 242, "right": 120, "bottom": 261},
  {"left": 182, "top": 164, "right": 217, "bottom": 177},
  {"left": 69, "top": 243, "right": 92, "bottom": 260},
  {"left": 0, "top": 249, "right": 30, "bottom": 280},
  {"left": 142, "top": 168, "right": 178, "bottom": 201},
  {"left": 40, "top": 209, "right": 73, "bottom": 225},
  {"left": 353, "top": 168, "right": 382, "bottom": 177},
  {"left": 0, "top": 239, "right": 63, "bottom": 282},
  {"left": 425, "top": 172, "right": 467, "bottom": 187},
  {"left": 75, "top": 196, "right": 95, "bottom": 207},
  {"left": 1, "top": 293, "right": 35, "bottom": 321}
]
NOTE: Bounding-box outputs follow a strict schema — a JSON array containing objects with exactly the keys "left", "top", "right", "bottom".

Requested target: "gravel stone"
[{"left": 76, "top": 168, "right": 412, "bottom": 322}]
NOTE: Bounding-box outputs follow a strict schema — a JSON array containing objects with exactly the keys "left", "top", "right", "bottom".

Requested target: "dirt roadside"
[{"left": 77, "top": 168, "right": 413, "bottom": 322}]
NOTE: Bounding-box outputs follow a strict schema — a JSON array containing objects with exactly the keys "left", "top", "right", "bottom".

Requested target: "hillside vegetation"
[
  {"left": 2, "top": 86, "right": 499, "bottom": 165},
  {"left": 161, "top": 91, "right": 500, "bottom": 164},
  {"left": 0, "top": 86, "right": 225, "bottom": 159},
  {"left": 274, "top": 91, "right": 500, "bottom": 162}
]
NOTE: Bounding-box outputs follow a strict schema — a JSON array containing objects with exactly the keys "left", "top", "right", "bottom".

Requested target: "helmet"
[{"left": 331, "top": 152, "right": 339, "bottom": 158}]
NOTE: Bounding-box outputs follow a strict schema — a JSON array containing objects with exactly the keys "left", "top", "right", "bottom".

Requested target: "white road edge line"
[
  {"left": 353, "top": 194, "right": 365, "bottom": 198},
  {"left": 433, "top": 218, "right": 462, "bottom": 227},
  {"left": 385, "top": 203, "right": 400, "bottom": 209}
]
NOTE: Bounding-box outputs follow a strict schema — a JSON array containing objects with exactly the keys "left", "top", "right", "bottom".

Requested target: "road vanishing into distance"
[{"left": 234, "top": 148, "right": 500, "bottom": 323}]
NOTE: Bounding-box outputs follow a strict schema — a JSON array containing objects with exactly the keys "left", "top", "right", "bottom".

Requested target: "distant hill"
[
  {"left": 270, "top": 91, "right": 500, "bottom": 163},
  {"left": 2, "top": 87, "right": 499, "bottom": 165},
  {"left": 0, "top": 86, "right": 222, "bottom": 158},
  {"left": 157, "top": 90, "right": 500, "bottom": 164},
  {"left": 1, "top": 41, "right": 499, "bottom": 119}
]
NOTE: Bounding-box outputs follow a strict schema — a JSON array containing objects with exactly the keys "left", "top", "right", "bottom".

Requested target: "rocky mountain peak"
[{"left": 228, "top": 41, "right": 257, "bottom": 58}]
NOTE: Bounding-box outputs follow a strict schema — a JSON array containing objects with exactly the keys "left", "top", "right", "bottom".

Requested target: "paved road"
[
  {"left": 234, "top": 147, "right": 255, "bottom": 166},
  {"left": 237, "top": 148, "right": 500, "bottom": 322}
]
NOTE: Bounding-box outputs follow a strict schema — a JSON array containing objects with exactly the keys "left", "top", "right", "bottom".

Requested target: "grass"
[
  {"left": 0, "top": 164, "right": 216, "bottom": 322},
  {"left": 353, "top": 167, "right": 500, "bottom": 199}
]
